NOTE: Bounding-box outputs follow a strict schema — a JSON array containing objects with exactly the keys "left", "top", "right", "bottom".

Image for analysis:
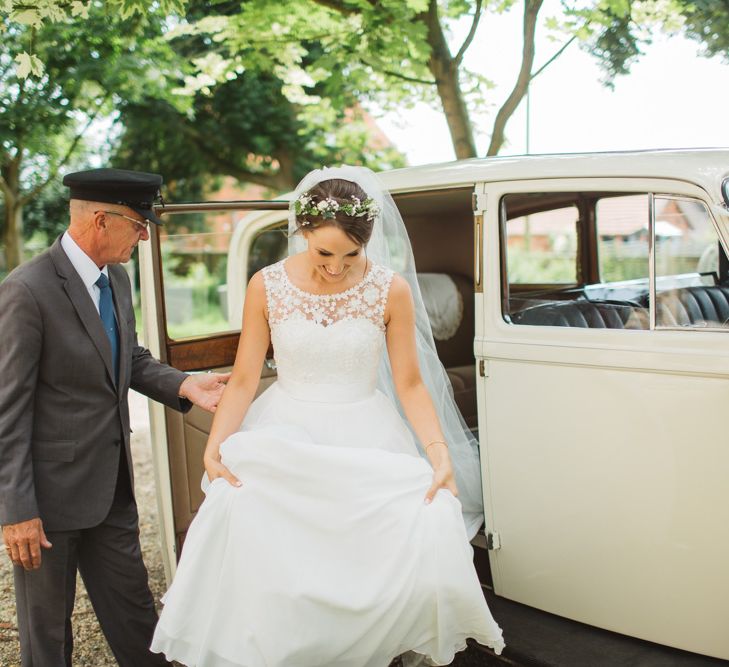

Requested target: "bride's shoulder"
[
  {"left": 380, "top": 271, "right": 410, "bottom": 300},
  {"left": 246, "top": 269, "right": 267, "bottom": 295}
]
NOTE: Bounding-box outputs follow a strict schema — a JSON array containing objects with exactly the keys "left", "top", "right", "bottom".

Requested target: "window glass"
[
  {"left": 503, "top": 192, "right": 649, "bottom": 330},
  {"left": 159, "top": 211, "right": 238, "bottom": 340},
  {"left": 596, "top": 195, "right": 650, "bottom": 283},
  {"left": 504, "top": 203, "right": 578, "bottom": 284},
  {"left": 654, "top": 197, "right": 729, "bottom": 328},
  {"left": 247, "top": 223, "right": 288, "bottom": 280}
]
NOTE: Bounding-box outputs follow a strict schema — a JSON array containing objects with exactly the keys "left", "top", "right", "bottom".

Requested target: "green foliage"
[
  {"left": 507, "top": 246, "right": 577, "bottom": 283},
  {"left": 113, "top": 0, "right": 407, "bottom": 207},
  {"left": 563, "top": 0, "right": 729, "bottom": 86},
  {"left": 0, "top": 3, "right": 188, "bottom": 260},
  {"left": 22, "top": 175, "right": 69, "bottom": 242},
  {"left": 674, "top": 0, "right": 729, "bottom": 61}
]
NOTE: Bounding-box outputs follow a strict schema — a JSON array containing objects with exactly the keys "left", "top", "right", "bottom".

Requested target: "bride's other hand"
[
  {"left": 201, "top": 271, "right": 270, "bottom": 489},
  {"left": 424, "top": 450, "right": 459, "bottom": 504},
  {"left": 204, "top": 455, "right": 242, "bottom": 487}
]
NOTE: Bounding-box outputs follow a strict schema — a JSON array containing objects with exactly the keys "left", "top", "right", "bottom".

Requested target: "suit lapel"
[{"left": 49, "top": 238, "right": 117, "bottom": 388}]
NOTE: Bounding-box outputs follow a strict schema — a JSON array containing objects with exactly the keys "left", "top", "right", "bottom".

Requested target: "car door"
[
  {"left": 138, "top": 201, "right": 289, "bottom": 581},
  {"left": 474, "top": 176, "right": 729, "bottom": 660}
]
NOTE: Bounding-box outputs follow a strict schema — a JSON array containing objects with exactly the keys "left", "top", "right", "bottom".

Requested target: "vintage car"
[{"left": 140, "top": 149, "right": 729, "bottom": 663}]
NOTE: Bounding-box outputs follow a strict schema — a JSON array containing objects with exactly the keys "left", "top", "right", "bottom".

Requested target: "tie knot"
[{"left": 95, "top": 273, "right": 110, "bottom": 289}]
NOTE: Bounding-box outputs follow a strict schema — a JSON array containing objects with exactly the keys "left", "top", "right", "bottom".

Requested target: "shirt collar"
[{"left": 61, "top": 231, "right": 109, "bottom": 289}]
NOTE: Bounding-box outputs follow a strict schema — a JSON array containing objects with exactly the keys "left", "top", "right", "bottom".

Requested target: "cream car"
[{"left": 140, "top": 149, "right": 729, "bottom": 663}]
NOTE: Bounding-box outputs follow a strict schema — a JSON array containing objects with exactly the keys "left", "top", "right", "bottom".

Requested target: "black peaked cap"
[{"left": 63, "top": 168, "right": 165, "bottom": 225}]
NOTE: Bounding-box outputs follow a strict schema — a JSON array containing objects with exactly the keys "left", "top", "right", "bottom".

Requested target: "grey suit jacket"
[{"left": 0, "top": 236, "right": 191, "bottom": 531}]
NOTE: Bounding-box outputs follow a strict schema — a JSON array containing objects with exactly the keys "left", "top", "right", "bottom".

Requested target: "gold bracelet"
[{"left": 425, "top": 440, "right": 448, "bottom": 452}]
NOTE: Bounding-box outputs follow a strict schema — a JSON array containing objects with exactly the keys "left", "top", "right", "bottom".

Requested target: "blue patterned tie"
[{"left": 95, "top": 273, "right": 119, "bottom": 383}]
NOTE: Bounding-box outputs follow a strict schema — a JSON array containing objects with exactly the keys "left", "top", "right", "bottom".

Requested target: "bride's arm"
[
  {"left": 385, "top": 275, "right": 458, "bottom": 503},
  {"left": 203, "top": 271, "right": 271, "bottom": 486}
]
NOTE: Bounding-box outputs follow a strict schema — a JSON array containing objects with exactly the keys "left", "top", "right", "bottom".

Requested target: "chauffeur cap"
[{"left": 62, "top": 168, "right": 165, "bottom": 225}]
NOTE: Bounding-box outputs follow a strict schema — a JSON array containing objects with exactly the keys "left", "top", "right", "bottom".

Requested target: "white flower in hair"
[{"left": 295, "top": 192, "right": 380, "bottom": 222}]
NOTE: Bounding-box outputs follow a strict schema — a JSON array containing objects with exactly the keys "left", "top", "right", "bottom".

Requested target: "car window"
[
  {"left": 503, "top": 201, "right": 578, "bottom": 285},
  {"left": 246, "top": 222, "right": 288, "bottom": 281},
  {"left": 596, "top": 194, "right": 650, "bottom": 283},
  {"left": 159, "top": 211, "right": 237, "bottom": 340},
  {"left": 654, "top": 196, "right": 729, "bottom": 329},
  {"left": 502, "top": 191, "right": 650, "bottom": 330}
]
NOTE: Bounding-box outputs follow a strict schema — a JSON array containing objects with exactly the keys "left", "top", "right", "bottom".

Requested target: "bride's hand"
[
  {"left": 424, "top": 458, "right": 458, "bottom": 505},
  {"left": 204, "top": 455, "right": 242, "bottom": 487}
]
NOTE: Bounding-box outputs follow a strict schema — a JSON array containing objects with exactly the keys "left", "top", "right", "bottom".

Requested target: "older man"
[{"left": 0, "top": 168, "right": 228, "bottom": 666}]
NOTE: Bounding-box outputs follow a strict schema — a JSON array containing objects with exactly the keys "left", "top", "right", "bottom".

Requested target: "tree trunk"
[
  {"left": 4, "top": 200, "right": 24, "bottom": 272},
  {"left": 487, "top": 0, "right": 543, "bottom": 156},
  {"left": 422, "top": 0, "right": 478, "bottom": 159},
  {"left": 1, "top": 159, "right": 24, "bottom": 272}
]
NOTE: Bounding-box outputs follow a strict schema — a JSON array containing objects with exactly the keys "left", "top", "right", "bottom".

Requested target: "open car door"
[{"left": 138, "top": 200, "right": 290, "bottom": 582}]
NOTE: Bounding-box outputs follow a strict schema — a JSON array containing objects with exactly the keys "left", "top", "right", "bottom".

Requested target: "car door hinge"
[
  {"left": 486, "top": 532, "right": 501, "bottom": 550},
  {"left": 479, "top": 359, "right": 488, "bottom": 377},
  {"left": 472, "top": 192, "right": 487, "bottom": 212}
]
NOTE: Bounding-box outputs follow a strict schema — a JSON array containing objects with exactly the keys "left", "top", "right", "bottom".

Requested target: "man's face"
[{"left": 98, "top": 209, "right": 151, "bottom": 264}]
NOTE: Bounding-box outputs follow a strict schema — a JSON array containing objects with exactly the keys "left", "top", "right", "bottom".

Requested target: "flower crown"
[{"left": 294, "top": 193, "right": 380, "bottom": 225}]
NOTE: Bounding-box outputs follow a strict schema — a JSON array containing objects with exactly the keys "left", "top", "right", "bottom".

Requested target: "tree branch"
[
  {"left": 531, "top": 34, "right": 576, "bottom": 80},
  {"left": 454, "top": 0, "right": 483, "bottom": 66},
  {"left": 360, "top": 57, "right": 435, "bottom": 85},
  {"left": 487, "top": 0, "right": 543, "bottom": 156},
  {"left": 178, "top": 123, "right": 292, "bottom": 190},
  {"left": 0, "top": 172, "right": 15, "bottom": 204},
  {"left": 310, "top": 0, "right": 357, "bottom": 16}
]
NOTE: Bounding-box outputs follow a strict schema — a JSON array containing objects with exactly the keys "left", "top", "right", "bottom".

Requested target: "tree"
[
  {"left": 4, "top": 0, "right": 729, "bottom": 172},
  {"left": 159, "top": 0, "right": 567, "bottom": 159},
  {"left": 112, "top": 0, "right": 406, "bottom": 199},
  {"left": 113, "top": 56, "right": 405, "bottom": 199},
  {"left": 0, "top": 7, "right": 186, "bottom": 270},
  {"left": 172, "top": 0, "right": 729, "bottom": 159}
]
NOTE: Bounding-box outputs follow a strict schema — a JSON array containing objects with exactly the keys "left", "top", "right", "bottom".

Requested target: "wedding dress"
[{"left": 151, "top": 259, "right": 505, "bottom": 667}]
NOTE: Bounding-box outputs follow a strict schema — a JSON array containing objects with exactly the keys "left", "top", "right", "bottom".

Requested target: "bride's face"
[{"left": 303, "top": 225, "right": 365, "bottom": 284}]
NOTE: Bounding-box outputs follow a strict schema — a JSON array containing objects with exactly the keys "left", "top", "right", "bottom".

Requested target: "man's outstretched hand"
[{"left": 179, "top": 372, "right": 232, "bottom": 413}]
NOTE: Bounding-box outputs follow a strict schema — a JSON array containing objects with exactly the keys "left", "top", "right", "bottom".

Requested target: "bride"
[{"left": 151, "top": 166, "right": 504, "bottom": 666}]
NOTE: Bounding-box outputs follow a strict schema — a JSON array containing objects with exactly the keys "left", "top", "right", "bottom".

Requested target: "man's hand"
[
  {"left": 179, "top": 372, "right": 231, "bottom": 413},
  {"left": 3, "top": 518, "right": 52, "bottom": 570}
]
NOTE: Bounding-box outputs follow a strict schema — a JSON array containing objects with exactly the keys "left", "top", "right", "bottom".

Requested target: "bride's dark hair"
[{"left": 294, "top": 178, "right": 374, "bottom": 246}]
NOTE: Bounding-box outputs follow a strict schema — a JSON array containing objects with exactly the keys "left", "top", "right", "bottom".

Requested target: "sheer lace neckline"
[{"left": 281, "top": 258, "right": 373, "bottom": 300}]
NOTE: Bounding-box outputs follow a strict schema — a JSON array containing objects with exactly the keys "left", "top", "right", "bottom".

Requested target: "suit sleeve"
[
  {"left": 130, "top": 338, "right": 192, "bottom": 413},
  {"left": 0, "top": 278, "right": 41, "bottom": 525}
]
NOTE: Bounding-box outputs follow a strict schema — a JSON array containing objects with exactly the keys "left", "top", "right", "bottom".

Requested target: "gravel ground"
[{"left": 0, "top": 392, "right": 500, "bottom": 667}]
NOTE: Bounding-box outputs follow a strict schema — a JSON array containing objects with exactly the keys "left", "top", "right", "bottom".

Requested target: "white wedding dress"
[{"left": 151, "top": 260, "right": 505, "bottom": 667}]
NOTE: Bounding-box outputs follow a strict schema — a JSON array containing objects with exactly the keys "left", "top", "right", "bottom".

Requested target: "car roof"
[{"left": 376, "top": 148, "right": 729, "bottom": 198}]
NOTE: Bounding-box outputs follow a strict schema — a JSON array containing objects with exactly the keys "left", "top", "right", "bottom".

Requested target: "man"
[{"left": 0, "top": 168, "right": 229, "bottom": 666}]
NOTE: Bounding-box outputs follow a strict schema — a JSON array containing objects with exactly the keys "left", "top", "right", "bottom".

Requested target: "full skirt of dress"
[{"left": 151, "top": 382, "right": 505, "bottom": 667}]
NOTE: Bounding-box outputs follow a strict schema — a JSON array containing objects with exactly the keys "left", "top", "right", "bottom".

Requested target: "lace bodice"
[{"left": 262, "top": 260, "right": 394, "bottom": 397}]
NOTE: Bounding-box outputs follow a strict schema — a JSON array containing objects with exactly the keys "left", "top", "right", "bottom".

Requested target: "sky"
[{"left": 376, "top": 1, "right": 729, "bottom": 166}]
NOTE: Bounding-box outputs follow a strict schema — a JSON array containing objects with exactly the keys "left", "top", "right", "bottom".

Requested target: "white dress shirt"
[{"left": 61, "top": 231, "right": 109, "bottom": 315}]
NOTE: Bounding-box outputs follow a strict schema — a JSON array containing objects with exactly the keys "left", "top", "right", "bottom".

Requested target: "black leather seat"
[
  {"left": 511, "top": 300, "right": 648, "bottom": 329},
  {"left": 656, "top": 285, "right": 729, "bottom": 327}
]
